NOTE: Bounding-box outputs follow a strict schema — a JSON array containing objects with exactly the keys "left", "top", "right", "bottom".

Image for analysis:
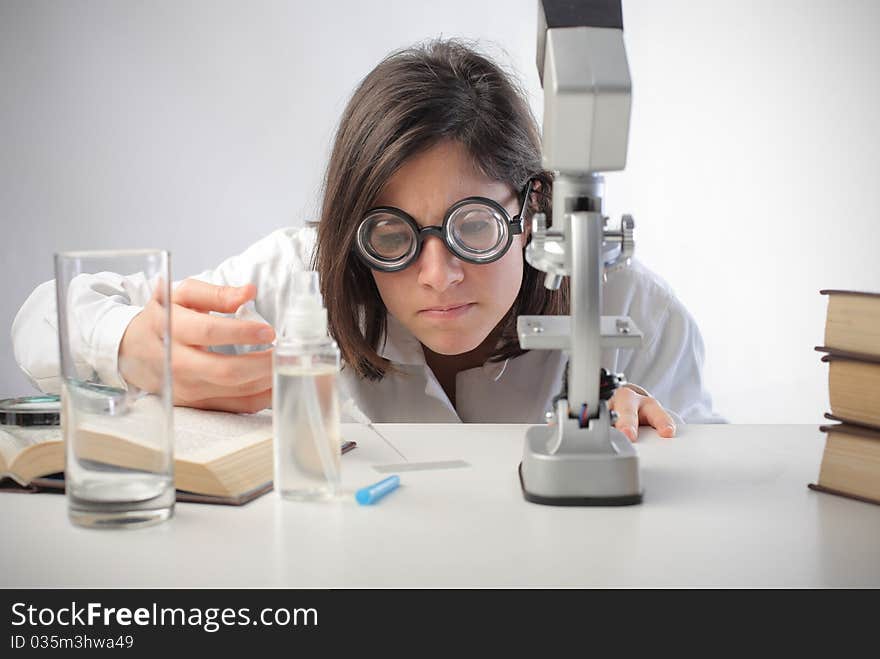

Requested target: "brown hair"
[{"left": 312, "top": 38, "right": 569, "bottom": 380}]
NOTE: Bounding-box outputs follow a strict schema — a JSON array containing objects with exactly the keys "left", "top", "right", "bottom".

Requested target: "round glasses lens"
[
  {"left": 362, "top": 213, "right": 416, "bottom": 262},
  {"left": 448, "top": 204, "right": 506, "bottom": 256}
]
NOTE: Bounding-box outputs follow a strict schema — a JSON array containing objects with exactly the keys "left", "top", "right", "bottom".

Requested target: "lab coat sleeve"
[
  {"left": 11, "top": 226, "right": 315, "bottom": 394},
  {"left": 621, "top": 294, "right": 727, "bottom": 425},
  {"left": 186, "top": 226, "right": 315, "bottom": 351},
  {"left": 11, "top": 276, "right": 150, "bottom": 394}
]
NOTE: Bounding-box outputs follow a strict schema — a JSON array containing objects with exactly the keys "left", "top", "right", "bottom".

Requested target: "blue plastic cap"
[{"left": 355, "top": 475, "right": 400, "bottom": 505}]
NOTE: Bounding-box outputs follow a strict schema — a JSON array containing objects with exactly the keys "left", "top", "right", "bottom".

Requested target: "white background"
[{"left": 1, "top": 0, "right": 878, "bottom": 422}]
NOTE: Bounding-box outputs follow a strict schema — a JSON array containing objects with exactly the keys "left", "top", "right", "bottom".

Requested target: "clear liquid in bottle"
[{"left": 273, "top": 362, "right": 341, "bottom": 501}]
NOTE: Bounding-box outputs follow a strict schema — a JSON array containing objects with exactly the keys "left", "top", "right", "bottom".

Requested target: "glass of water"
[{"left": 54, "top": 249, "right": 174, "bottom": 529}]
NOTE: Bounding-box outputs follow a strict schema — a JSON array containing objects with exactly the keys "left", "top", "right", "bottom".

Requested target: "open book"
[{"left": 0, "top": 406, "right": 355, "bottom": 505}]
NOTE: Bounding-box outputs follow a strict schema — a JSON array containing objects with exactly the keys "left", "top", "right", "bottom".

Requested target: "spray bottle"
[{"left": 273, "top": 271, "right": 341, "bottom": 500}]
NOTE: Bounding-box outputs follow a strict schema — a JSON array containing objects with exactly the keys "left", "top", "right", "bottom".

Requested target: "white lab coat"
[{"left": 11, "top": 226, "right": 726, "bottom": 425}]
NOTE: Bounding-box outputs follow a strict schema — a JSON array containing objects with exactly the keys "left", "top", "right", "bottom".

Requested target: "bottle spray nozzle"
[
  {"left": 292, "top": 270, "right": 322, "bottom": 305},
  {"left": 281, "top": 271, "right": 328, "bottom": 340}
]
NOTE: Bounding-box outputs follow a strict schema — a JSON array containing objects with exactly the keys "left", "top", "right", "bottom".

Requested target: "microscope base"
[
  {"left": 518, "top": 463, "right": 642, "bottom": 506},
  {"left": 519, "top": 405, "right": 643, "bottom": 506}
]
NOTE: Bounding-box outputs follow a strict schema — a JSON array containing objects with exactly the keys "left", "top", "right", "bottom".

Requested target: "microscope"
[{"left": 517, "top": 0, "right": 644, "bottom": 505}]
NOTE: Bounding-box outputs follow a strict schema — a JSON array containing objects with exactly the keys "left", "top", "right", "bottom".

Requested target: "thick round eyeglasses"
[{"left": 354, "top": 179, "right": 534, "bottom": 272}]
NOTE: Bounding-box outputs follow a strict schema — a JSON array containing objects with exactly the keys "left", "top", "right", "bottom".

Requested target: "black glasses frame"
[{"left": 354, "top": 178, "right": 535, "bottom": 272}]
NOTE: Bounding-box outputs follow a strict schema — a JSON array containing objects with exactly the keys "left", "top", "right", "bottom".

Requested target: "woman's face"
[{"left": 370, "top": 140, "right": 525, "bottom": 356}]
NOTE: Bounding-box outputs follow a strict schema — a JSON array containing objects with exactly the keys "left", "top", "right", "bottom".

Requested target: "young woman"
[{"left": 12, "top": 39, "right": 724, "bottom": 439}]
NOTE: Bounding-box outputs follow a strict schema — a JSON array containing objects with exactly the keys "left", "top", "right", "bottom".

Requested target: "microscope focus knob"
[
  {"left": 620, "top": 214, "right": 635, "bottom": 261},
  {"left": 532, "top": 212, "right": 548, "bottom": 235}
]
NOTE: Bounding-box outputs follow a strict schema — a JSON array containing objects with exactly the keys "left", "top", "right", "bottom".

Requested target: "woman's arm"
[
  {"left": 11, "top": 226, "right": 315, "bottom": 410},
  {"left": 602, "top": 259, "right": 726, "bottom": 435}
]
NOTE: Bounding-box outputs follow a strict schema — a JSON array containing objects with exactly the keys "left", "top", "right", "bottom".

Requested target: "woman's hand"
[
  {"left": 609, "top": 384, "right": 676, "bottom": 442},
  {"left": 118, "top": 279, "right": 276, "bottom": 413}
]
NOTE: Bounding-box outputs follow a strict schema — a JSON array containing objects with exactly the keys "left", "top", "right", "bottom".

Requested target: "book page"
[
  {"left": 172, "top": 407, "right": 273, "bottom": 463},
  {"left": 0, "top": 426, "right": 62, "bottom": 482},
  {"left": 74, "top": 396, "right": 273, "bottom": 466}
]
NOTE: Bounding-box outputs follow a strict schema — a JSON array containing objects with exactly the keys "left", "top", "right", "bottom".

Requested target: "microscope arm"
[{"left": 516, "top": 0, "right": 644, "bottom": 505}]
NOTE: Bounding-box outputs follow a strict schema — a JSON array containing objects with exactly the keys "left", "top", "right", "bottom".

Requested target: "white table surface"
[{"left": 3, "top": 423, "right": 879, "bottom": 588}]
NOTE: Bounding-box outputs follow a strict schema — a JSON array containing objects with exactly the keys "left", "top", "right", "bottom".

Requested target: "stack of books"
[{"left": 811, "top": 289, "right": 880, "bottom": 505}]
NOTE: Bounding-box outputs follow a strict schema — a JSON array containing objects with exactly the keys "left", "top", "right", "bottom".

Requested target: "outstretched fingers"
[
  {"left": 638, "top": 396, "right": 677, "bottom": 439},
  {"left": 172, "top": 304, "right": 275, "bottom": 347},
  {"left": 608, "top": 386, "right": 677, "bottom": 442},
  {"left": 172, "top": 279, "right": 257, "bottom": 314},
  {"left": 609, "top": 386, "right": 640, "bottom": 441}
]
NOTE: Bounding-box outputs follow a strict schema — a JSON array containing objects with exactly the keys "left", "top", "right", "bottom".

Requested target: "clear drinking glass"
[{"left": 54, "top": 250, "right": 174, "bottom": 529}]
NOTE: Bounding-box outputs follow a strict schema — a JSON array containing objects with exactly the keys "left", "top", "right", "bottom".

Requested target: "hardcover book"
[
  {"left": 0, "top": 406, "right": 355, "bottom": 505},
  {"left": 810, "top": 422, "right": 880, "bottom": 506},
  {"left": 814, "top": 350, "right": 880, "bottom": 429},
  {"left": 820, "top": 289, "right": 880, "bottom": 358}
]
